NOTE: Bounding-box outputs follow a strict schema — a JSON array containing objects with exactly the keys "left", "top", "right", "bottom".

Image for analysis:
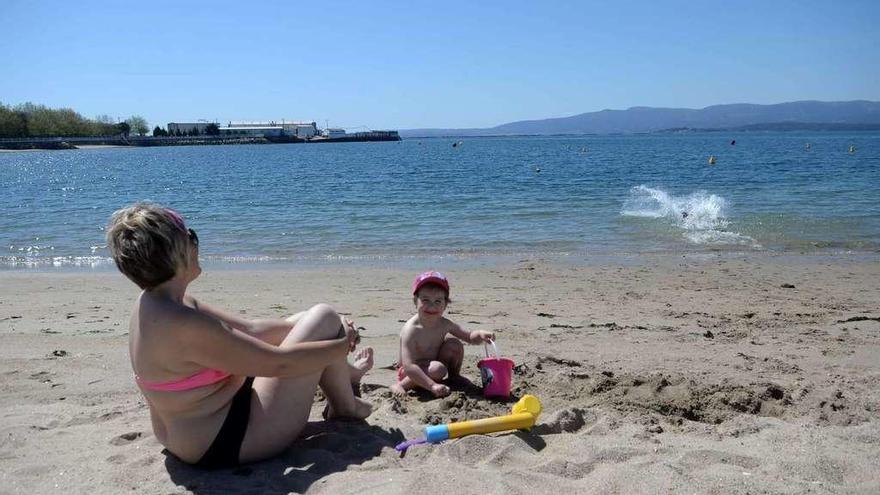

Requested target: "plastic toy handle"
[
  {"left": 484, "top": 339, "right": 500, "bottom": 359},
  {"left": 395, "top": 437, "right": 427, "bottom": 452}
]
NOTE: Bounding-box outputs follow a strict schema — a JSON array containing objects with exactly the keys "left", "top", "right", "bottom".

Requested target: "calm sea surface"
[{"left": 2, "top": 133, "right": 878, "bottom": 269}]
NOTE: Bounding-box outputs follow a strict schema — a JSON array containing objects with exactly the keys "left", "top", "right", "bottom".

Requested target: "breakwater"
[{"left": 0, "top": 132, "right": 401, "bottom": 150}]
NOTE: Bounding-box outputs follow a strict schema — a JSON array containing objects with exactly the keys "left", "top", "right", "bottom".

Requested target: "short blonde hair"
[{"left": 106, "top": 203, "right": 192, "bottom": 290}]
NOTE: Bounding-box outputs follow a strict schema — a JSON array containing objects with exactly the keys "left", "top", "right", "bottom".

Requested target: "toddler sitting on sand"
[{"left": 391, "top": 271, "right": 494, "bottom": 397}]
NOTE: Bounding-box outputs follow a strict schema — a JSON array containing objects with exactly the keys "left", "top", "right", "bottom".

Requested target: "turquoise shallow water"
[{"left": 1, "top": 132, "right": 878, "bottom": 268}]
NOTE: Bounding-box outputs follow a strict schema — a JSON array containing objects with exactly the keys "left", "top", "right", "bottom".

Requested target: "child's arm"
[{"left": 448, "top": 322, "right": 495, "bottom": 345}]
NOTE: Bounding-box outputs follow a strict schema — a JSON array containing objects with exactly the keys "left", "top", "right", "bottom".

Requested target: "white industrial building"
[
  {"left": 166, "top": 119, "right": 320, "bottom": 139},
  {"left": 227, "top": 120, "right": 317, "bottom": 139},
  {"left": 322, "top": 128, "right": 347, "bottom": 139},
  {"left": 167, "top": 122, "right": 216, "bottom": 134},
  {"left": 219, "top": 126, "right": 283, "bottom": 137},
  {"left": 291, "top": 123, "right": 317, "bottom": 139}
]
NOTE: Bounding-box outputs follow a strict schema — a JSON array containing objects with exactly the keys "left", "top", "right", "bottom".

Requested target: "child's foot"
[
  {"left": 430, "top": 383, "right": 451, "bottom": 397},
  {"left": 350, "top": 347, "right": 374, "bottom": 383},
  {"left": 390, "top": 382, "right": 407, "bottom": 397}
]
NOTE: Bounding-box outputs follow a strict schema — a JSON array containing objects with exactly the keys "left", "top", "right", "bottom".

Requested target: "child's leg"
[
  {"left": 390, "top": 361, "right": 448, "bottom": 395},
  {"left": 438, "top": 338, "right": 464, "bottom": 378}
]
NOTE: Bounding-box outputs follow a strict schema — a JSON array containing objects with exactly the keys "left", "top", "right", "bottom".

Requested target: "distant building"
[
  {"left": 323, "top": 128, "right": 346, "bottom": 139},
  {"left": 291, "top": 123, "right": 317, "bottom": 139},
  {"left": 219, "top": 126, "right": 283, "bottom": 137},
  {"left": 227, "top": 121, "right": 280, "bottom": 128},
  {"left": 167, "top": 122, "right": 216, "bottom": 134},
  {"left": 227, "top": 120, "right": 317, "bottom": 139}
]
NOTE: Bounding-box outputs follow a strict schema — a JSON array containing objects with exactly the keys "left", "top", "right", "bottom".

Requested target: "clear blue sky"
[{"left": 2, "top": 0, "right": 878, "bottom": 130}]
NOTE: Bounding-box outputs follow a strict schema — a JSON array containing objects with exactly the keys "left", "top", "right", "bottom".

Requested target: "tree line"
[{"left": 0, "top": 102, "right": 150, "bottom": 138}]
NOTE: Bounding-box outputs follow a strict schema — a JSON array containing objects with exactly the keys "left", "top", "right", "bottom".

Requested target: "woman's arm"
[
  {"left": 176, "top": 309, "right": 348, "bottom": 378},
  {"left": 186, "top": 296, "right": 298, "bottom": 346}
]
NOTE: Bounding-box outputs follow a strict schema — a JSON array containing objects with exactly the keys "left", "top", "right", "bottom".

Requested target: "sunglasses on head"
[{"left": 188, "top": 228, "right": 199, "bottom": 247}]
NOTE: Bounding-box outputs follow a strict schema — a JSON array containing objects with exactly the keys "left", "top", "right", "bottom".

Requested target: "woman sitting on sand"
[{"left": 106, "top": 202, "right": 373, "bottom": 469}]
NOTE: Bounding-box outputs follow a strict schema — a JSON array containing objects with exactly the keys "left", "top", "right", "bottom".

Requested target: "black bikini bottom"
[{"left": 196, "top": 376, "right": 254, "bottom": 469}]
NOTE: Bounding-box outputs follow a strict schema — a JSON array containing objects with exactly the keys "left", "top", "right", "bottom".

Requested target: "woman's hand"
[{"left": 342, "top": 317, "right": 360, "bottom": 352}]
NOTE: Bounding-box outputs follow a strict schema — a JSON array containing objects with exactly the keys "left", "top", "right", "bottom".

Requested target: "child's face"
[{"left": 415, "top": 286, "right": 448, "bottom": 318}]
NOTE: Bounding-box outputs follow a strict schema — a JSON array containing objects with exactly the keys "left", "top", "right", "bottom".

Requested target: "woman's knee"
[
  {"left": 301, "top": 303, "right": 342, "bottom": 341},
  {"left": 284, "top": 311, "right": 307, "bottom": 323}
]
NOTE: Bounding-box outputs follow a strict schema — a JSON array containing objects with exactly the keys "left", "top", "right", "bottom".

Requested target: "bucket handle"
[{"left": 483, "top": 339, "right": 500, "bottom": 359}]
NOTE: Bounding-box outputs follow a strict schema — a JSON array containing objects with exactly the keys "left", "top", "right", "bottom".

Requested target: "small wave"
[
  {"left": 0, "top": 255, "right": 114, "bottom": 269},
  {"left": 621, "top": 185, "right": 759, "bottom": 247}
]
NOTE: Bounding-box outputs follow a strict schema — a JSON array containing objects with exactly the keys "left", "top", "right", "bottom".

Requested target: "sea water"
[{"left": 1, "top": 132, "right": 878, "bottom": 269}]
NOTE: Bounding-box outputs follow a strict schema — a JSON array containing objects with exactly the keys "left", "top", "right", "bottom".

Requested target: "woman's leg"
[
  {"left": 287, "top": 312, "right": 373, "bottom": 383},
  {"left": 238, "top": 304, "right": 372, "bottom": 463}
]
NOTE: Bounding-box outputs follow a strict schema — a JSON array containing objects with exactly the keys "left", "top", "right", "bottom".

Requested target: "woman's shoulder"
[{"left": 137, "top": 295, "right": 209, "bottom": 339}]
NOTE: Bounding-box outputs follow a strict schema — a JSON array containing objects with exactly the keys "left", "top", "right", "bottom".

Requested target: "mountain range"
[{"left": 400, "top": 100, "right": 880, "bottom": 137}]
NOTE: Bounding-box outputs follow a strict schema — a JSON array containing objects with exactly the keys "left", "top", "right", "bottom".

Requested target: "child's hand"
[
  {"left": 473, "top": 330, "right": 495, "bottom": 343},
  {"left": 431, "top": 383, "right": 451, "bottom": 397}
]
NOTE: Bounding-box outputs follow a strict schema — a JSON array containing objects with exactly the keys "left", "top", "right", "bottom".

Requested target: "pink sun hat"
[{"left": 412, "top": 271, "right": 450, "bottom": 296}]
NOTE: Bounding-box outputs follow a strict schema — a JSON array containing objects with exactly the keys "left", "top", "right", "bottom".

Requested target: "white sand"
[{"left": 1, "top": 254, "right": 878, "bottom": 494}]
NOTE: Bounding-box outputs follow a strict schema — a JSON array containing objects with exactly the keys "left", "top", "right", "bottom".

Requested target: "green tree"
[
  {"left": 0, "top": 102, "right": 29, "bottom": 137},
  {"left": 125, "top": 115, "right": 149, "bottom": 136},
  {"left": 0, "top": 102, "right": 133, "bottom": 137},
  {"left": 93, "top": 114, "right": 116, "bottom": 135},
  {"left": 152, "top": 126, "right": 167, "bottom": 137},
  {"left": 205, "top": 123, "right": 220, "bottom": 135}
]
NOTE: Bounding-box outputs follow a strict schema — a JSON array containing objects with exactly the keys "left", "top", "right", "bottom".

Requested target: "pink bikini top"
[{"left": 135, "top": 368, "right": 231, "bottom": 392}]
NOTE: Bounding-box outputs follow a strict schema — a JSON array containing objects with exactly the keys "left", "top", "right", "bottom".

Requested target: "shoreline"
[
  {"left": 2, "top": 249, "right": 878, "bottom": 273},
  {"left": 0, "top": 133, "right": 401, "bottom": 151}
]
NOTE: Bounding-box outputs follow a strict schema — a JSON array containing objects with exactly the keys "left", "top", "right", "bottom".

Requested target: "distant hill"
[{"left": 400, "top": 100, "right": 880, "bottom": 137}]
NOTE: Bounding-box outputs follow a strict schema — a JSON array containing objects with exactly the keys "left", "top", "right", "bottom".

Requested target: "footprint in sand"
[
  {"left": 678, "top": 449, "right": 761, "bottom": 470},
  {"left": 535, "top": 407, "right": 594, "bottom": 434},
  {"left": 110, "top": 431, "right": 143, "bottom": 446},
  {"left": 299, "top": 431, "right": 350, "bottom": 453},
  {"left": 29, "top": 371, "right": 51, "bottom": 380},
  {"left": 534, "top": 457, "right": 599, "bottom": 480}
]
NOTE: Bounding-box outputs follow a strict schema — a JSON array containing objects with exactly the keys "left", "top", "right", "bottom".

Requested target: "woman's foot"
[
  {"left": 324, "top": 396, "right": 373, "bottom": 420},
  {"left": 350, "top": 347, "right": 374, "bottom": 384}
]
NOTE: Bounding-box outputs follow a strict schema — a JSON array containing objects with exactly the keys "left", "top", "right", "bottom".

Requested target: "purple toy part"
[{"left": 395, "top": 437, "right": 427, "bottom": 452}]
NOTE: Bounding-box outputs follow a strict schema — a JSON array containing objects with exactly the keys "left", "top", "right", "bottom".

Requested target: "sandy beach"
[{"left": 1, "top": 253, "right": 878, "bottom": 494}]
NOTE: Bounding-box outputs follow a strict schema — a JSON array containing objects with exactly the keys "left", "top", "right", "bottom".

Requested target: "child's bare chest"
[{"left": 411, "top": 328, "right": 447, "bottom": 357}]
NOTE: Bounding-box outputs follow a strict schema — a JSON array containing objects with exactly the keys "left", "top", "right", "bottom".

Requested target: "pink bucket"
[{"left": 477, "top": 341, "right": 514, "bottom": 398}]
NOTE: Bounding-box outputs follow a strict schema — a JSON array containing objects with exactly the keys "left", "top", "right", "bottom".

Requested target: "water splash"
[{"left": 621, "top": 185, "right": 758, "bottom": 247}]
